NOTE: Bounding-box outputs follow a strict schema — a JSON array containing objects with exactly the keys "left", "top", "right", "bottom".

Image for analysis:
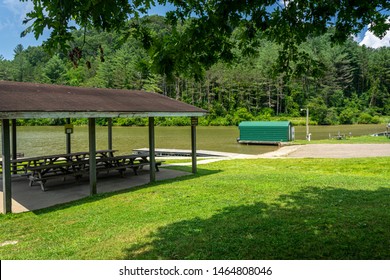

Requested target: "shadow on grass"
[
  {"left": 123, "top": 186, "right": 390, "bottom": 260},
  {"left": 31, "top": 167, "right": 220, "bottom": 215}
]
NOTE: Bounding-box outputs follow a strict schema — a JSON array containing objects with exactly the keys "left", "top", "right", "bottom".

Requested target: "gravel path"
[
  {"left": 258, "top": 144, "right": 390, "bottom": 158},
  {"left": 164, "top": 144, "right": 390, "bottom": 168}
]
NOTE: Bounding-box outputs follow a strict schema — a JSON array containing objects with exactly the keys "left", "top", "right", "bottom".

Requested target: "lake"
[{"left": 0, "top": 124, "right": 387, "bottom": 157}]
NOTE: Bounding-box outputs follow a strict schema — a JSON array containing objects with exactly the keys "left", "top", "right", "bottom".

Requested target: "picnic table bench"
[
  {"left": 16, "top": 150, "right": 117, "bottom": 191},
  {"left": 95, "top": 153, "right": 164, "bottom": 175},
  {"left": 1, "top": 150, "right": 114, "bottom": 174},
  {"left": 27, "top": 160, "right": 89, "bottom": 189},
  {"left": 95, "top": 154, "right": 149, "bottom": 176},
  {"left": 329, "top": 132, "right": 348, "bottom": 140},
  {"left": 1, "top": 150, "right": 164, "bottom": 191}
]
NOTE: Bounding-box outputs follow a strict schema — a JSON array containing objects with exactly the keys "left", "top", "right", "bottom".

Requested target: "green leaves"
[{"left": 20, "top": 0, "right": 389, "bottom": 80}]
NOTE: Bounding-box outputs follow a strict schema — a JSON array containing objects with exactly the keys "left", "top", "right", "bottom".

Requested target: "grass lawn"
[{"left": 1, "top": 157, "right": 390, "bottom": 260}]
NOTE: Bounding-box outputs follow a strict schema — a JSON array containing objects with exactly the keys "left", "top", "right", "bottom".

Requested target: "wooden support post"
[
  {"left": 191, "top": 117, "right": 198, "bottom": 174},
  {"left": 148, "top": 117, "right": 156, "bottom": 183},
  {"left": 88, "top": 118, "right": 97, "bottom": 195},
  {"left": 11, "top": 119, "right": 17, "bottom": 174},
  {"left": 2, "top": 119, "right": 12, "bottom": 214},
  {"left": 66, "top": 118, "right": 71, "bottom": 154},
  {"left": 108, "top": 118, "right": 113, "bottom": 151}
]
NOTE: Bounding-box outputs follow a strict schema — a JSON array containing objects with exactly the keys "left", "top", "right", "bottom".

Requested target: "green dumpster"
[{"left": 238, "top": 121, "right": 294, "bottom": 144}]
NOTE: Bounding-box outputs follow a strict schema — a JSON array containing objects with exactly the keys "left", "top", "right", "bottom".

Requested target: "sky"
[
  {"left": 0, "top": 0, "right": 389, "bottom": 60},
  {"left": 358, "top": 24, "right": 390, "bottom": 49},
  {"left": 0, "top": 0, "right": 174, "bottom": 60}
]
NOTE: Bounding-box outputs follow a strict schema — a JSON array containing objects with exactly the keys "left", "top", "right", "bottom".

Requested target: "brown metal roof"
[{"left": 0, "top": 81, "right": 207, "bottom": 119}]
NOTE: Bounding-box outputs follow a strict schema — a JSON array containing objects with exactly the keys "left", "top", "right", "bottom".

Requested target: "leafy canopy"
[{"left": 21, "top": 0, "right": 390, "bottom": 76}]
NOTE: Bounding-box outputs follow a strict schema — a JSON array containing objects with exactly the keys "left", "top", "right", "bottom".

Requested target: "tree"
[
  {"left": 12, "top": 44, "right": 29, "bottom": 82},
  {"left": 42, "top": 55, "right": 66, "bottom": 84},
  {"left": 21, "top": 0, "right": 389, "bottom": 77},
  {"left": 3, "top": 6, "right": 388, "bottom": 123},
  {"left": 366, "top": 47, "right": 390, "bottom": 113},
  {"left": 0, "top": 55, "right": 12, "bottom": 80}
]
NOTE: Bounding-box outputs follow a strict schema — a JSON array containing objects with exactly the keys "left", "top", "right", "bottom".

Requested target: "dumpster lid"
[{"left": 239, "top": 121, "right": 291, "bottom": 127}]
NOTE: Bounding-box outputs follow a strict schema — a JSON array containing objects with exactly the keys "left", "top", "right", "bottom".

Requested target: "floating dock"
[
  {"left": 371, "top": 132, "right": 389, "bottom": 137},
  {"left": 236, "top": 139, "right": 290, "bottom": 146},
  {"left": 132, "top": 148, "right": 224, "bottom": 157}
]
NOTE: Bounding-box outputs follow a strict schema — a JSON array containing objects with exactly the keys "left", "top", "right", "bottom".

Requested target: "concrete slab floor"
[{"left": 0, "top": 167, "right": 191, "bottom": 214}]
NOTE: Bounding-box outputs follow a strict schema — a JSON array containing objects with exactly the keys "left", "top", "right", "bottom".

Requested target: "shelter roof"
[
  {"left": 0, "top": 81, "right": 207, "bottom": 119},
  {"left": 239, "top": 121, "right": 291, "bottom": 127}
]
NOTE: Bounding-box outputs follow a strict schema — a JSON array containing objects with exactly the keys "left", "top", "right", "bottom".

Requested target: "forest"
[{"left": 0, "top": 15, "right": 389, "bottom": 126}]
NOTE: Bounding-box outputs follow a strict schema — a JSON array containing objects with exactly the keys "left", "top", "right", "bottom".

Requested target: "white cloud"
[
  {"left": 359, "top": 28, "right": 390, "bottom": 49},
  {"left": 358, "top": 20, "right": 390, "bottom": 49}
]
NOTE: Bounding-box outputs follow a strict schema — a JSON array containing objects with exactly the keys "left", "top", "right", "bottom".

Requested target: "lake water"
[{"left": 0, "top": 124, "right": 387, "bottom": 157}]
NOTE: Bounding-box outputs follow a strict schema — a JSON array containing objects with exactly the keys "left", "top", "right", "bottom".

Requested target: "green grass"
[
  {"left": 160, "top": 158, "right": 194, "bottom": 164},
  {"left": 1, "top": 157, "right": 390, "bottom": 260}
]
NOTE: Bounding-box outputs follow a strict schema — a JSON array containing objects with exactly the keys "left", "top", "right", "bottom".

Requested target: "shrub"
[
  {"left": 113, "top": 117, "right": 147, "bottom": 126},
  {"left": 255, "top": 108, "right": 274, "bottom": 121},
  {"left": 357, "top": 112, "right": 373, "bottom": 124},
  {"left": 339, "top": 108, "right": 358, "bottom": 124},
  {"left": 371, "top": 116, "right": 381, "bottom": 124},
  {"left": 323, "top": 107, "right": 339, "bottom": 125},
  {"left": 357, "top": 112, "right": 382, "bottom": 124},
  {"left": 232, "top": 107, "right": 254, "bottom": 125},
  {"left": 208, "top": 116, "right": 231, "bottom": 126}
]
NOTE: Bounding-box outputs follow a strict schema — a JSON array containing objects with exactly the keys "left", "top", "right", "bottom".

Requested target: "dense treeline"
[{"left": 0, "top": 16, "right": 389, "bottom": 126}]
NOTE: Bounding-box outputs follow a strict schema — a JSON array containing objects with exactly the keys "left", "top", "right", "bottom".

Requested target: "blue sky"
[
  {"left": 0, "top": 0, "right": 174, "bottom": 60},
  {"left": 0, "top": 0, "right": 389, "bottom": 60},
  {"left": 0, "top": 0, "right": 42, "bottom": 60}
]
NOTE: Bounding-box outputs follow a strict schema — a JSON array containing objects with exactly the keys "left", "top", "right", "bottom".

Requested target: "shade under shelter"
[{"left": 0, "top": 81, "right": 207, "bottom": 214}]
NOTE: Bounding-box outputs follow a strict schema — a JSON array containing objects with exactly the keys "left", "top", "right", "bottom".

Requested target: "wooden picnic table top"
[
  {"left": 22, "top": 154, "right": 152, "bottom": 180},
  {"left": 96, "top": 154, "right": 145, "bottom": 161},
  {"left": 0, "top": 151, "right": 155, "bottom": 172},
  {"left": 1, "top": 149, "right": 160, "bottom": 193},
  {"left": 27, "top": 161, "right": 78, "bottom": 171},
  {"left": 1, "top": 149, "right": 117, "bottom": 164},
  {"left": 10, "top": 152, "right": 87, "bottom": 163}
]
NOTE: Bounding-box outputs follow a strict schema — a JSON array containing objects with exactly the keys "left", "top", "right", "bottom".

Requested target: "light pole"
[{"left": 301, "top": 108, "right": 310, "bottom": 141}]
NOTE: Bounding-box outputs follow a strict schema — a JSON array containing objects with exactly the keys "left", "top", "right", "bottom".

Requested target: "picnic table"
[
  {"left": 329, "top": 132, "right": 349, "bottom": 140},
  {"left": 1, "top": 150, "right": 115, "bottom": 173},
  {"left": 1, "top": 150, "right": 163, "bottom": 191}
]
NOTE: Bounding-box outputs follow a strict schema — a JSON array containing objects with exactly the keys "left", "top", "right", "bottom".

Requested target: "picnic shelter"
[{"left": 0, "top": 81, "right": 207, "bottom": 214}]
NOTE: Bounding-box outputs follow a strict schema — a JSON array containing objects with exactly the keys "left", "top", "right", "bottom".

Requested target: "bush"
[
  {"left": 16, "top": 118, "right": 66, "bottom": 126},
  {"left": 307, "top": 98, "right": 329, "bottom": 124},
  {"left": 208, "top": 116, "right": 231, "bottom": 126},
  {"left": 255, "top": 108, "right": 274, "bottom": 121},
  {"left": 323, "top": 107, "right": 339, "bottom": 125},
  {"left": 113, "top": 117, "right": 147, "bottom": 126},
  {"left": 371, "top": 116, "right": 381, "bottom": 124},
  {"left": 71, "top": 118, "right": 88, "bottom": 125},
  {"left": 357, "top": 113, "right": 382, "bottom": 124},
  {"left": 357, "top": 112, "right": 374, "bottom": 124},
  {"left": 198, "top": 117, "right": 209, "bottom": 126},
  {"left": 339, "top": 108, "right": 358, "bottom": 124},
  {"left": 231, "top": 107, "right": 254, "bottom": 125}
]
